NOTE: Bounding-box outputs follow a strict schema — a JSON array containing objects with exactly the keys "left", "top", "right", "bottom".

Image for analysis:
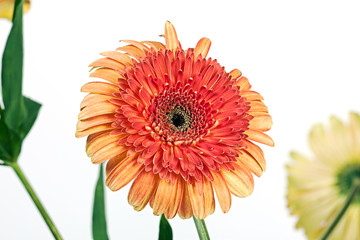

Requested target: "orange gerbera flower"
[{"left": 76, "top": 22, "right": 273, "bottom": 219}]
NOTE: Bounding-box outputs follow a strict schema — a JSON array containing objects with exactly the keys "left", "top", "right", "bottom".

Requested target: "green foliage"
[
  {"left": 0, "top": 0, "right": 41, "bottom": 162},
  {"left": 92, "top": 163, "right": 109, "bottom": 240},
  {"left": 158, "top": 215, "right": 173, "bottom": 240}
]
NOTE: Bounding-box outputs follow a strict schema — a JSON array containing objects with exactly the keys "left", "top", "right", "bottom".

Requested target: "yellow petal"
[{"left": 0, "top": 0, "right": 30, "bottom": 20}]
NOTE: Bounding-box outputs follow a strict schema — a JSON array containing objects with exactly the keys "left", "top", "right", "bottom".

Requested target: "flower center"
[
  {"left": 167, "top": 108, "right": 190, "bottom": 130},
  {"left": 149, "top": 85, "right": 213, "bottom": 144},
  {"left": 336, "top": 163, "right": 360, "bottom": 203}
]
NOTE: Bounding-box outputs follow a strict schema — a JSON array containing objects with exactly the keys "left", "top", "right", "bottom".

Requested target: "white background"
[{"left": 1, "top": 0, "right": 360, "bottom": 239}]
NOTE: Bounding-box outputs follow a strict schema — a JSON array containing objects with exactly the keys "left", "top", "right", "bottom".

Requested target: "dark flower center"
[
  {"left": 149, "top": 85, "right": 214, "bottom": 144},
  {"left": 167, "top": 108, "right": 190, "bottom": 131},
  {"left": 336, "top": 163, "right": 360, "bottom": 203}
]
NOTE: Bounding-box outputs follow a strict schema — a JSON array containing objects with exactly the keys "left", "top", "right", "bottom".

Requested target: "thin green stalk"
[
  {"left": 193, "top": 216, "right": 210, "bottom": 240},
  {"left": 321, "top": 178, "right": 360, "bottom": 240},
  {"left": 10, "top": 162, "right": 62, "bottom": 240}
]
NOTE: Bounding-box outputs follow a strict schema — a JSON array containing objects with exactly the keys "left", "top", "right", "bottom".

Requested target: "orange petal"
[
  {"left": 77, "top": 114, "right": 115, "bottom": 132},
  {"left": 152, "top": 178, "right": 174, "bottom": 215},
  {"left": 211, "top": 171, "right": 231, "bottom": 213},
  {"left": 81, "top": 81, "right": 119, "bottom": 96},
  {"left": 128, "top": 170, "right": 159, "bottom": 211},
  {"left": 188, "top": 182, "right": 206, "bottom": 219},
  {"left": 78, "top": 101, "right": 117, "bottom": 120},
  {"left": 90, "top": 68, "right": 122, "bottom": 85},
  {"left": 221, "top": 163, "right": 254, "bottom": 197},
  {"left": 165, "top": 21, "right": 181, "bottom": 52},
  {"left": 237, "top": 149, "right": 264, "bottom": 177},
  {"left": 178, "top": 183, "right": 193, "bottom": 219},
  {"left": 240, "top": 91, "right": 264, "bottom": 101},
  {"left": 164, "top": 177, "right": 183, "bottom": 219},
  {"left": 121, "top": 40, "right": 150, "bottom": 52},
  {"left": 194, "top": 38, "right": 211, "bottom": 59},
  {"left": 80, "top": 94, "right": 114, "bottom": 110},
  {"left": 86, "top": 132, "right": 123, "bottom": 157},
  {"left": 89, "top": 58, "right": 125, "bottom": 71},
  {"left": 91, "top": 141, "right": 127, "bottom": 164},
  {"left": 245, "top": 129, "right": 274, "bottom": 147},
  {"left": 105, "top": 153, "right": 143, "bottom": 191},
  {"left": 229, "top": 69, "right": 242, "bottom": 80},
  {"left": 75, "top": 123, "right": 114, "bottom": 138},
  {"left": 100, "top": 51, "right": 133, "bottom": 66},
  {"left": 117, "top": 45, "right": 146, "bottom": 61},
  {"left": 203, "top": 179, "right": 215, "bottom": 217},
  {"left": 248, "top": 114, "right": 273, "bottom": 132},
  {"left": 249, "top": 100, "right": 268, "bottom": 113},
  {"left": 142, "top": 41, "right": 166, "bottom": 51},
  {"left": 236, "top": 76, "right": 251, "bottom": 91},
  {"left": 105, "top": 151, "right": 128, "bottom": 177},
  {"left": 243, "top": 139, "right": 266, "bottom": 171}
]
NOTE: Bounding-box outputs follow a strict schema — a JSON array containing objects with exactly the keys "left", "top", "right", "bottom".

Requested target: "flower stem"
[
  {"left": 193, "top": 216, "right": 210, "bottom": 240},
  {"left": 320, "top": 178, "right": 360, "bottom": 240},
  {"left": 10, "top": 162, "right": 63, "bottom": 240}
]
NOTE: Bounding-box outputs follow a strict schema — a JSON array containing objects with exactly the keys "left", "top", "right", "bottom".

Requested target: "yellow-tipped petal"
[
  {"left": 128, "top": 170, "right": 159, "bottom": 211},
  {"left": 194, "top": 38, "right": 211, "bottom": 59},
  {"left": 245, "top": 129, "right": 275, "bottom": 147},
  {"left": 211, "top": 171, "right": 231, "bottom": 213},
  {"left": 106, "top": 154, "right": 143, "bottom": 191},
  {"left": 165, "top": 21, "right": 181, "bottom": 52}
]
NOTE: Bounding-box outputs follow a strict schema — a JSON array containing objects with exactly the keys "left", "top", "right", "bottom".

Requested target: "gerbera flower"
[
  {"left": 0, "top": 0, "right": 30, "bottom": 20},
  {"left": 76, "top": 22, "right": 273, "bottom": 219},
  {"left": 287, "top": 113, "right": 360, "bottom": 240}
]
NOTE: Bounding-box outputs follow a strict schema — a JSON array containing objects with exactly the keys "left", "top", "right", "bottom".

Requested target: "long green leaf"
[
  {"left": 1, "top": 0, "right": 27, "bottom": 132},
  {"left": 19, "top": 96, "right": 41, "bottom": 139},
  {"left": 92, "top": 163, "right": 109, "bottom": 240},
  {"left": 158, "top": 214, "right": 173, "bottom": 240}
]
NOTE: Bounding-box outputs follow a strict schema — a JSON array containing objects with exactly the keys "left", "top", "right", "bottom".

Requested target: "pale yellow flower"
[
  {"left": 287, "top": 113, "right": 360, "bottom": 240},
  {"left": 0, "top": 0, "right": 30, "bottom": 20}
]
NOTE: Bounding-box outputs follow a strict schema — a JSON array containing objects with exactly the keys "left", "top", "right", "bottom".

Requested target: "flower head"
[
  {"left": 287, "top": 113, "right": 360, "bottom": 239},
  {"left": 0, "top": 0, "right": 30, "bottom": 20},
  {"left": 76, "top": 22, "right": 273, "bottom": 219}
]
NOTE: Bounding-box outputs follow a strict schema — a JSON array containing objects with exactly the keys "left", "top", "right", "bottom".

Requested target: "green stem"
[
  {"left": 321, "top": 178, "right": 360, "bottom": 240},
  {"left": 10, "top": 162, "right": 63, "bottom": 240},
  {"left": 193, "top": 216, "right": 210, "bottom": 240}
]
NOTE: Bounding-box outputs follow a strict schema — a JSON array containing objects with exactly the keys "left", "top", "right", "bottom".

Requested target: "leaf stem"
[
  {"left": 193, "top": 216, "right": 210, "bottom": 240},
  {"left": 320, "top": 178, "right": 360, "bottom": 240},
  {"left": 10, "top": 162, "right": 63, "bottom": 239}
]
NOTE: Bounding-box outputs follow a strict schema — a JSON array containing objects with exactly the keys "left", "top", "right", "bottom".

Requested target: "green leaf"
[
  {"left": 1, "top": 0, "right": 27, "bottom": 132},
  {"left": 19, "top": 96, "right": 41, "bottom": 140},
  {"left": 158, "top": 214, "right": 173, "bottom": 240},
  {"left": 92, "top": 163, "right": 109, "bottom": 240},
  {"left": 0, "top": 110, "right": 11, "bottom": 161}
]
